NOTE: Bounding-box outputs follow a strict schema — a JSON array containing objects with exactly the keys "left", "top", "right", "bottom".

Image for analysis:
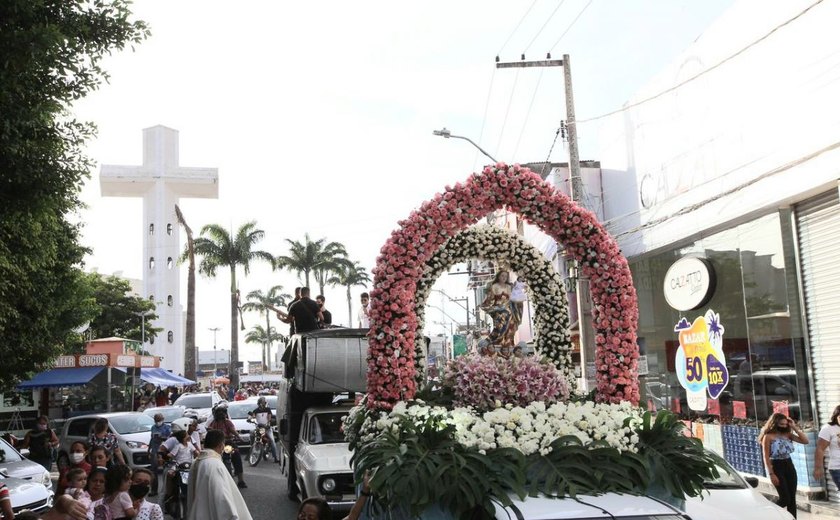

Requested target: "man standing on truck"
[
  {"left": 316, "top": 295, "right": 332, "bottom": 328},
  {"left": 280, "top": 287, "right": 323, "bottom": 334},
  {"left": 358, "top": 292, "right": 371, "bottom": 328}
]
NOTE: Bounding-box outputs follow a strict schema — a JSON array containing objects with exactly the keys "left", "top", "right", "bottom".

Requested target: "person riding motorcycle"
[
  {"left": 158, "top": 418, "right": 199, "bottom": 511},
  {"left": 248, "top": 396, "right": 278, "bottom": 463},
  {"left": 206, "top": 403, "right": 247, "bottom": 488}
]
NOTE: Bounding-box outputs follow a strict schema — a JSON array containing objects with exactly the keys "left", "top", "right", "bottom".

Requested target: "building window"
[
  {"left": 167, "top": 257, "right": 174, "bottom": 269},
  {"left": 149, "top": 223, "right": 154, "bottom": 235},
  {"left": 149, "top": 257, "right": 155, "bottom": 270},
  {"left": 167, "top": 331, "right": 174, "bottom": 343},
  {"left": 167, "top": 295, "right": 173, "bottom": 306},
  {"left": 167, "top": 223, "right": 173, "bottom": 235}
]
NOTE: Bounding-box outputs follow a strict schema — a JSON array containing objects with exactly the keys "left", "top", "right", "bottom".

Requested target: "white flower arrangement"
[
  {"left": 414, "top": 225, "right": 573, "bottom": 384},
  {"left": 349, "top": 399, "right": 642, "bottom": 458}
]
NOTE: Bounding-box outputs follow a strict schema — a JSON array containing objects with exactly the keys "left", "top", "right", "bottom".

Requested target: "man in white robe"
[{"left": 186, "top": 429, "right": 253, "bottom": 520}]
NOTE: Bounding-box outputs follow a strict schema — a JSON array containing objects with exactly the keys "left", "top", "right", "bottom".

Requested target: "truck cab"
[{"left": 276, "top": 328, "right": 368, "bottom": 508}]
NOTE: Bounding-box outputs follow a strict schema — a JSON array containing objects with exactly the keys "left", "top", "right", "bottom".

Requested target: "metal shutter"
[{"left": 796, "top": 189, "right": 840, "bottom": 502}]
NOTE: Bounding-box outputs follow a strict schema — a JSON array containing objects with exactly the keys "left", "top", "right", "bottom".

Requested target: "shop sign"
[
  {"left": 663, "top": 257, "right": 715, "bottom": 311},
  {"left": 115, "top": 355, "right": 137, "bottom": 367},
  {"left": 674, "top": 309, "right": 730, "bottom": 411},
  {"left": 140, "top": 356, "right": 157, "bottom": 367},
  {"left": 637, "top": 355, "right": 649, "bottom": 376},
  {"left": 78, "top": 354, "right": 109, "bottom": 367},
  {"left": 733, "top": 400, "right": 747, "bottom": 419},
  {"left": 54, "top": 356, "right": 76, "bottom": 368}
]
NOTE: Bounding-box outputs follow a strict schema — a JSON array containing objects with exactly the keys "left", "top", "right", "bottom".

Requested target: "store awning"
[
  {"left": 140, "top": 368, "right": 195, "bottom": 386},
  {"left": 17, "top": 367, "right": 105, "bottom": 389}
]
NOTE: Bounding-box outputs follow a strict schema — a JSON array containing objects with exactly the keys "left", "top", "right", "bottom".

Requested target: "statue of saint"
[{"left": 480, "top": 270, "right": 522, "bottom": 356}]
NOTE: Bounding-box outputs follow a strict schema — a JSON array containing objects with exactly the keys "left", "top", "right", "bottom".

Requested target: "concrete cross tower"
[{"left": 100, "top": 125, "right": 218, "bottom": 375}]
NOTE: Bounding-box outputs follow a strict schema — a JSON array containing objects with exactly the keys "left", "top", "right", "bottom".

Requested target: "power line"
[
  {"left": 549, "top": 0, "right": 594, "bottom": 53},
  {"left": 576, "top": 0, "right": 825, "bottom": 125},
  {"left": 497, "top": 0, "right": 540, "bottom": 56},
  {"left": 513, "top": 68, "right": 546, "bottom": 159},
  {"left": 473, "top": 68, "right": 498, "bottom": 170},
  {"left": 494, "top": 69, "right": 521, "bottom": 160},
  {"left": 523, "top": 0, "right": 567, "bottom": 55}
]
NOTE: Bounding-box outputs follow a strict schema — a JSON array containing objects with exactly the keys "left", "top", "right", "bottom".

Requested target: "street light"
[
  {"left": 432, "top": 128, "right": 498, "bottom": 164},
  {"left": 133, "top": 310, "right": 154, "bottom": 347},
  {"left": 209, "top": 327, "right": 220, "bottom": 382}
]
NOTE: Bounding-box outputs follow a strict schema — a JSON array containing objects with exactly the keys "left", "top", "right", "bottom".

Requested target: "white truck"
[{"left": 277, "top": 328, "right": 368, "bottom": 509}]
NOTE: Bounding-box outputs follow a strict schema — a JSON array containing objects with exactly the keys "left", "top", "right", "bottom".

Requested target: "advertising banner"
[{"left": 674, "top": 309, "right": 730, "bottom": 411}]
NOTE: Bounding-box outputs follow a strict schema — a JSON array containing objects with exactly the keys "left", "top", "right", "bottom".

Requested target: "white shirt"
[
  {"left": 358, "top": 303, "right": 371, "bottom": 328},
  {"left": 819, "top": 424, "right": 840, "bottom": 470},
  {"left": 168, "top": 441, "right": 195, "bottom": 465}
]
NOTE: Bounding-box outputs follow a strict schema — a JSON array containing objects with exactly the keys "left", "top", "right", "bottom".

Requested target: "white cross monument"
[{"left": 100, "top": 125, "right": 218, "bottom": 375}]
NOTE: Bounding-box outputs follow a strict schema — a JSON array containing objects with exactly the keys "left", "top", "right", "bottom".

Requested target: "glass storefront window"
[{"left": 631, "top": 212, "right": 814, "bottom": 427}]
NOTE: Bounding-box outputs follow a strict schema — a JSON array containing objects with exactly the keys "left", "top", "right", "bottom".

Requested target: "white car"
[
  {"left": 1, "top": 473, "right": 54, "bottom": 516},
  {"left": 58, "top": 412, "right": 154, "bottom": 469},
  {"left": 493, "top": 493, "right": 688, "bottom": 519},
  {"left": 173, "top": 392, "right": 225, "bottom": 424},
  {"left": 685, "top": 457, "right": 795, "bottom": 520},
  {"left": 0, "top": 437, "right": 52, "bottom": 489},
  {"left": 225, "top": 401, "right": 258, "bottom": 448}
]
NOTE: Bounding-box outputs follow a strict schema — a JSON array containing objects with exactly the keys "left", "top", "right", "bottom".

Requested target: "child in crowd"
[
  {"left": 97, "top": 465, "right": 136, "bottom": 519},
  {"left": 63, "top": 467, "right": 92, "bottom": 511},
  {"left": 57, "top": 441, "right": 91, "bottom": 494}
]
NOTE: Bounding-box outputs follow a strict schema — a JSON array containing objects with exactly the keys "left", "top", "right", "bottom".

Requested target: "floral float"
[
  {"left": 348, "top": 164, "right": 717, "bottom": 519},
  {"left": 414, "top": 225, "right": 573, "bottom": 385}
]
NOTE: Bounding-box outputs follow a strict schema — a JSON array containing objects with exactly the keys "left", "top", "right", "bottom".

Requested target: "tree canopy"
[{"left": 0, "top": 0, "right": 148, "bottom": 391}]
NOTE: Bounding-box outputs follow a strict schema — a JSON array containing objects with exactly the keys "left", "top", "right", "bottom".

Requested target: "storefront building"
[{"left": 596, "top": 0, "right": 840, "bottom": 503}]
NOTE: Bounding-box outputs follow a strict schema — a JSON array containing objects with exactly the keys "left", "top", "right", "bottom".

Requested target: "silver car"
[
  {"left": 1, "top": 473, "right": 54, "bottom": 516},
  {"left": 57, "top": 412, "right": 154, "bottom": 469},
  {"left": 0, "top": 437, "right": 52, "bottom": 489}
]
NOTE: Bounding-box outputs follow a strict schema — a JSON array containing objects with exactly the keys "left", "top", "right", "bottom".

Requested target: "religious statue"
[{"left": 480, "top": 270, "right": 522, "bottom": 357}]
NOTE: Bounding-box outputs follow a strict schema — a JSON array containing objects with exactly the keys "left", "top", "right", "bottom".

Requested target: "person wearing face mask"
[
  {"left": 19, "top": 415, "right": 59, "bottom": 471},
  {"left": 148, "top": 414, "right": 170, "bottom": 497},
  {"left": 58, "top": 441, "right": 92, "bottom": 494},
  {"left": 129, "top": 468, "right": 163, "bottom": 520}
]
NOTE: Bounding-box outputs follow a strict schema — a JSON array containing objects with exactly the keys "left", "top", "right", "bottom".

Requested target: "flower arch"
[
  {"left": 413, "top": 225, "right": 574, "bottom": 385},
  {"left": 369, "top": 164, "right": 639, "bottom": 409}
]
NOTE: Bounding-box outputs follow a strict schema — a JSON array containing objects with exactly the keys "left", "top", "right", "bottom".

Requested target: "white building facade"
[{"left": 598, "top": 0, "right": 840, "bottom": 504}]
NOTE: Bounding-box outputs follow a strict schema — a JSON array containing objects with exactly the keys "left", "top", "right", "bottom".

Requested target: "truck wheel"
[{"left": 286, "top": 459, "right": 299, "bottom": 501}]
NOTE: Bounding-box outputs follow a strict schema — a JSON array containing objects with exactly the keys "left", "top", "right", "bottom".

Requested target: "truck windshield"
[{"left": 307, "top": 412, "right": 346, "bottom": 444}]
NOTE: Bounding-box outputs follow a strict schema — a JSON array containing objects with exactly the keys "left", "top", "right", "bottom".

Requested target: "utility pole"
[
  {"left": 496, "top": 54, "right": 591, "bottom": 390},
  {"left": 209, "top": 327, "right": 220, "bottom": 386}
]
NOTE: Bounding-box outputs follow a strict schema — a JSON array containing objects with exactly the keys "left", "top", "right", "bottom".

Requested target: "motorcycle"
[
  {"left": 248, "top": 418, "right": 272, "bottom": 467},
  {"left": 164, "top": 461, "right": 191, "bottom": 520},
  {"left": 222, "top": 441, "right": 237, "bottom": 477}
]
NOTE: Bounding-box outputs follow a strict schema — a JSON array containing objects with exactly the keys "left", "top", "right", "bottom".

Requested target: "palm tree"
[
  {"left": 192, "top": 221, "right": 273, "bottom": 388},
  {"left": 328, "top": 261, "right": 371, "bottom": 327},
  {"left": 242, "top": 285, "right": 290, "bottom": 369},
  {"left": 313, "top": 253, "right": 352, "bottom": 298},
  {"left": 175, "top": 205, "right": 197, "bottom": 381},
  {"left": 244, "top": 325, "right": 285, "bottom": 372},
  {"left": 275, "top": 234, "right": 348, "bottom": 292}
]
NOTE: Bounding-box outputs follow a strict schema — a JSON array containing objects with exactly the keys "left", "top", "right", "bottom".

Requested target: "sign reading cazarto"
[{"left": 663, "top": 257, "right": 715, "bottom": 311}]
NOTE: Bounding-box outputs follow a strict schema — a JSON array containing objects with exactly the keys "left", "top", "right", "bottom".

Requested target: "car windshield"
[
  {"left": 144, "top": 408, "right": 183, "bottom": 423},
  {"left": 108, "top": 414, "right": 155, "bottom": 434},
  {"left": 703, "top": 461, "right": 747, "bottom": 489},
  {"left": 175, "top": 395, "right": 211, "bottom": 409},
  {"left": 0, "top": 438, "right": 22, "bottom": 462},
  {"left": 307, "top": 412, "right": 346, "bottom": 444},
  {"left": 227, "top": 403, "right": 253, "bottom": 420}
]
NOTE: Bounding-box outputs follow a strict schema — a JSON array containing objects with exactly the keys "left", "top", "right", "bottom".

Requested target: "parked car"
[
  {"left": 173, "top": 392, "right": 225, "bottom": 423},
  {"left": 1, "top": 473, "right": 54, "bottom": 516},
  {"left": 57, "top": 412, "right": 154, "bottom": 469},
  {"left": 225, "top": 401, "right": 257, "bottom": 449},
  {"left": 142, "top": 405, "right": 186, "bottom": 425},
  {"left": 684, "top": 455, "right": 795, "bottom": 520},
  {"left": 0, "top": 437, "right": 52, "bottom": 489}
]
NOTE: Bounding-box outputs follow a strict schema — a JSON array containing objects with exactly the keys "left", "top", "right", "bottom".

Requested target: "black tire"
[
  {"left": 248, "top": 443, "right": 263, "bottom": 467},
  {"left": 286, "top": 457, "right": 298, "bottom": 501}
]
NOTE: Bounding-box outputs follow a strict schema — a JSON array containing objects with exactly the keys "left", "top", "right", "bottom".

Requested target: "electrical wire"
[
  {"left": 549, "top": 0, "right": 594, "bottom": 53},
  {"left": 523, "top": 0, "right": 567, "bottom": 55},
  {"left": 473, "top": 68, "right": 497, "bottom": 171},
  {"left": 575, "top": 0, "right": 826, "bottom": 125},
  {"left": 497, "top": 0, "right": 540, "bottom": 56},
  {"left": 494, "top": 69, "right": 522, "bottom": 160},
  {"left": 539, "top": 126, "right": 563, "bottom": 179},
  {"left": 512, "top": 68, "right": 546, "bottom": 159}
]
